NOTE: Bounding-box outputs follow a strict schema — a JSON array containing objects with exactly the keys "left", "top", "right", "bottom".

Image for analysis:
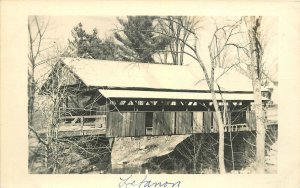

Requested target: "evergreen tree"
[
  {"left": 68, "top": 23, "right": 120, "bottom": 60},
  {"left": 114, "top": 16, "right": 170, "bottom": 63}
]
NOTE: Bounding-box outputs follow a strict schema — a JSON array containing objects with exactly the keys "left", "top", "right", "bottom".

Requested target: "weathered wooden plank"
[
  {"left": 135, "top": 112, "right": 146, "bottom": 136},
  {"left": 107, "top": 112, "right": 124, "bottom": 137},
  {"left": 170, "top": 112, "right": 176, "bottom": 134},
  {"left": 153, "top": 112, "right": 164, "bottom": 135},
  {"left": 175, "top": 112, "right": 181, "bottom": 134},
  {"left": 203, "top": 112, "right": 212, "bottom": 133},
  {"left": 186, "top": 112, "right": 193, "bottom": 134},
  {"left": 111, "top": 113, "right": 117, "bottom": 137},
  {"left": 176, "top": 112, "right": 192, "bottom": 134},
  {"left": 118, "top": 113, "right": 124, "bottom": 137},
  {"left": 115, "top": 113, "right": 123, "bottom": 137},
  {"left": 129, "top": 113, "right": 136, "bottom": 137},
  {"left": 152, "top": 112, "right": 173, "bottom": 135},
  {"left": 162, "top": 112, "right": 174, "bottom": 135},
  {"left": 178, "top": 112, "right": 186, "bottom": 134},
  {"left": 212, "top": 112, "right": 219, "bottom": 133},
  {"left": 120, "top": 113, "right": 125, "bottom": 136},
  {"left": 106, "top": 112, "right": 114, "bottom": 137},
  {"left": 110, "top": 113, "right": 116, "bottom": 136},
  {"left": 192, "top": 112, "right": 203, "bottom": 133},
  {"left": 122, "top": 112, "right": 131, "bottom": 136}
]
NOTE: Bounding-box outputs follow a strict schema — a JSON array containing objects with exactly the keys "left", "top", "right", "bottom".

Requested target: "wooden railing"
[
  {"left": 58, "top": 115, "right": 107, "bottom": 136},
  {"left": 224, "top": 124, "right": 249, "bottom": 132},
  {"left": 60, "top": 115, "right": 106, "bottom": 127},
  {"left": 146, "top": 127, "right": 153, "bottom": 135}
]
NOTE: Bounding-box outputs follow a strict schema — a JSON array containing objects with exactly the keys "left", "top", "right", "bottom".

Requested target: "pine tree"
[
  {"left": 68, "top": 23, "right": 120, "bottom": 60},
  {"left": 114, "top": 16, "right": 170, "bottom": 63}
]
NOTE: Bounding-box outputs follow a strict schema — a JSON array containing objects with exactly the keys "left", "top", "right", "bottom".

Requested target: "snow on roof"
[
  {"left": 99, "top": 89, "right": 268, "bottom": 101},
  {"left": 62, "top": 58, "right": 254, "bottom": 92}
]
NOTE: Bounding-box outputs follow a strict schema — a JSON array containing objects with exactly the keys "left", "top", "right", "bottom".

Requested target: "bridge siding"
[
  {"left": 107, "top": 112, "right": 123, "bottom": 137},
  {"left": 192, "top": 112, "right": 203, "bottom": 133},
  {"left": 176, "top": 112, "right": 192, "bottom": 134},
  {"left": 106, "top": 111, "right": 256, "bottom": 137},
  {"left": 203, "top": 112, "right": 212, "bottom": 133},
  {"left": 135, "top": 113, "right": 146, "bottom": 136},
  {"left": 152, "top": 112, "right": 174, "bottom": 135},
  {"left": 213, "top": 112, "right": 219, "bottom": 132}
]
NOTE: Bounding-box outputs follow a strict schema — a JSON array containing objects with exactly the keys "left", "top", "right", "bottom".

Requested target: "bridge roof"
[
  {"left": 62, "top": 58, "right": 256, "bottom": 93},
  {"left": 99, "top": 89, "right": 268, "bottom": 101}
]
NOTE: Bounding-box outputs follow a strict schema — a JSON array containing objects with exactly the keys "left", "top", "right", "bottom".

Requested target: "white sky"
[
  {"left": 45, "top": 16, "right": 118, "bottom": 47},
  {"left": 38, "top": 16, "right": 278, "bottom": 81}
]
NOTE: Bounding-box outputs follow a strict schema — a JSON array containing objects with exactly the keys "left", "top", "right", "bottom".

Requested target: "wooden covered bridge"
[{"left": 40, "top": 58, "right": 272, "bottom": 138}]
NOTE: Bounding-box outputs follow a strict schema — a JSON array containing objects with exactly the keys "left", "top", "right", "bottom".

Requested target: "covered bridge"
[{"left": 40, "top": 58, "right": 269, "bottom": 137}]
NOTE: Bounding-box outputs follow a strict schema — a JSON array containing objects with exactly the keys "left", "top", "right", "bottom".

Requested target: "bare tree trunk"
[
  {"left": 229, "top": 125, "right": 235, "bottom": 170},
  {"left": 157, "top": 16, "right": 235, "bottom": 173},
  {"left": 223, "top": 101, "right": 235, "bottom": 170},
  {"left": 180, "top": 45, "right": 184, "bottom": 65},
  {"left": 28, "top": 74, "right": 35, "bottom": 127},
  {"left": 194, "top": 46, "right": 226, "bottom": 173},
  {"left": 255, "top": 86, "right": 265, "bottom": 173},
  {"left": 251, "top": 65, "right": 266, "bottom": 173},
  {"left": 28, "top": 20, "right": 35, "bottom": 128},
  {"left": 244, "top": 16, "right": 266, "bottom": 173},
  {"left": 211, "top": 92, "right": 226, "bottom": 174},
  {"left": 28, "top": 16, "right": 49, "bottom": 129}
]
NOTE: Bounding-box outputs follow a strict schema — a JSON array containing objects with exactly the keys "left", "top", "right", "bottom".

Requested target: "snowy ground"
[{"left": 111, "top": 135, "right": 189, "bottom": 168}]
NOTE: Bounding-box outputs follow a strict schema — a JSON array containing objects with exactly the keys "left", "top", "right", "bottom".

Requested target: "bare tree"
[
  {"left": 157, "top": 17, "right": 201, "bottom": 65},
  {"left": 174, "top": 134, "right": 219, "bottom": 173},
  {"left": 150, "top": 17, "right": 245, "bottom": 173},
  {"left": 243, "top": 16, "right": 266, "bottom": 173},
  {"left": 28, "top": 16, "right": 50, "bottom": 128},
  {"left": 30, "top": 60, "right": 113, "bottom": 173},
  {"left": 28, "top": 17, "right": 112, "bottom": 173},
  {"left": 28, "top": 16, "right": 63, "bottom": 173},
  {"left": 221, "top": 16, "right": 276, "bottom": 173}
]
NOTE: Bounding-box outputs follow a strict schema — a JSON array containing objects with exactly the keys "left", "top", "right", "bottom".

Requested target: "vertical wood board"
[
  {"left": 163, "top": 112, "right": 175, "bottom": 135},
  {"left": 203, "top": 112, "right": 212, "bottom": 133},
  {"left": 212, "top": 112, "right": 219, "bottom": 133},
  {"left": 192, "top": 112, "right": 203, "bottom": 133},
  {"left": 176, "top": 112, "right": 192, "bottom": 134},
  {"left": 135, "top": 112, "right": 146, "bottom": 136}
]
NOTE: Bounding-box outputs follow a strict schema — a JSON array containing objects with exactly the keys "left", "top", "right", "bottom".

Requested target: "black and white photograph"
[
  {"left": 28, "top": 16, "right": 278, "bottom": 174},
  {"left": 1, "top": 1, "right": 300, "bottom": 188}
]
